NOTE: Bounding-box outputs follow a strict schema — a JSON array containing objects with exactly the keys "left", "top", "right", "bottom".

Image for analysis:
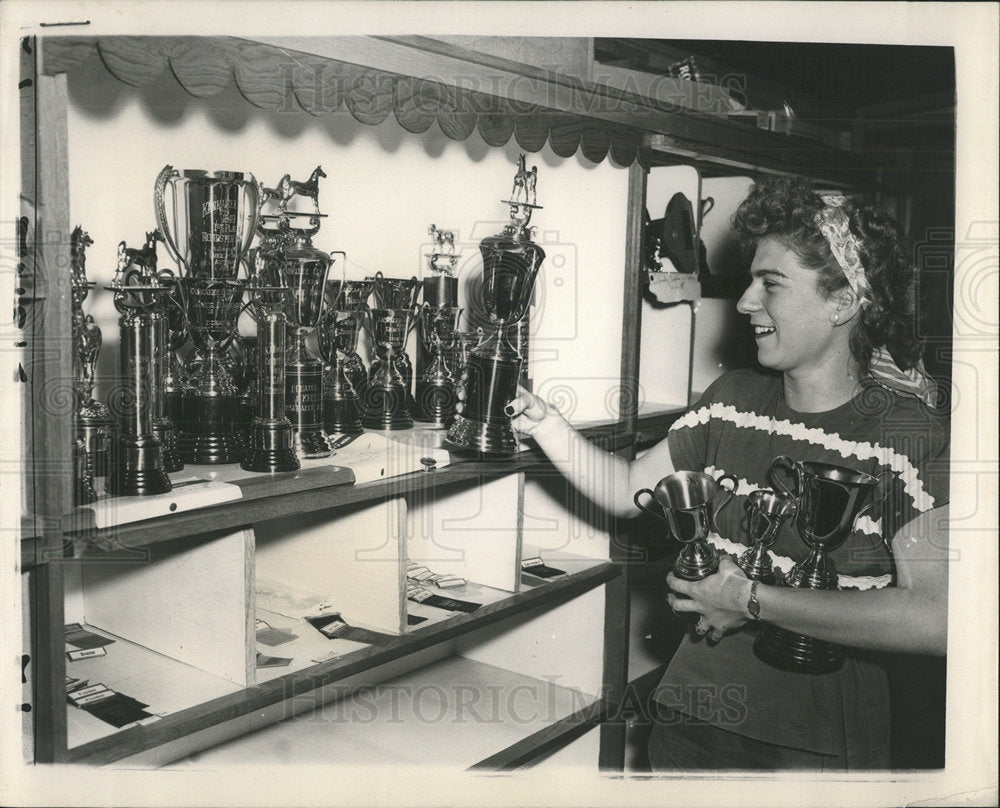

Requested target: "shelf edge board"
[{"left": 64, "top": 561, "right": 620, "bottom": 766}]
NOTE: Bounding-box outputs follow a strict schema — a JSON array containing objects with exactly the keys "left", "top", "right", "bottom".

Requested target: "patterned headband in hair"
[
  {"left": 815, "top": 197, "right": 939, "bottom": 407},
  {"left": 815, "top": 196, "right": 869, "bottom": 305}
]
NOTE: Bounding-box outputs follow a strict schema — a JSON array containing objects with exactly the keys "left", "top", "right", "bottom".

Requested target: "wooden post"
[
  {"left": 598, "top": 160, "right": 648, "bottom": 771},
  {"left": 23, "top": 36, "right": 72, "bottom": 763}
]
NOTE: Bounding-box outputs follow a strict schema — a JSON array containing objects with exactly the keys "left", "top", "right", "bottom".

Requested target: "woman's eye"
[{"left": 762, "top": 280, "right": 776, "bottom": 290}]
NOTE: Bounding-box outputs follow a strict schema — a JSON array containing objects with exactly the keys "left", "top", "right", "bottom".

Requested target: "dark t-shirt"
[{"left": 652, "top": 369, "right": 950, "bottom": 764}]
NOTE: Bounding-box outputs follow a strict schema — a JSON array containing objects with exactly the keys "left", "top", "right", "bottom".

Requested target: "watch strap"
[{"left": 747, "top": 579, "right": 761, "bottom": 620}]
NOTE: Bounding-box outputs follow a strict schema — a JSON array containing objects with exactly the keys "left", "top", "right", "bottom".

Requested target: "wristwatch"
[{"left": 747, "top": 579, "right": 761, "bottom": 620}]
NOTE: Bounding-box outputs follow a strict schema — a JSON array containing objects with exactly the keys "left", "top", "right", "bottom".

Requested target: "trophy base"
[
  {"left": 361, "top": 386, "right": 413, "bottom": 431},
  {"left": 415, "top": 380, "right": 457, "bottom": 428},
  {"left": 105, "top": 437, "right": 173, "bottom": 497},
  {"left": 178, "top": 394, "right": 245, "bottom": 465},
  {"left": 445, "top": 412, "right": 517, "bottom": 455},
  {"left": 324, "top": 396, "right": 364, "bottom": 435},
  {"left": 242, "top": 421, "right": 301, "bottom": 473},
  {"left": 293, "top": 427, "right": 331, "bottom": 459},
  {"left": 738, "top": 545, "right": 776, "bottom": 584},
  {"left": 673, "top": 541, "right": 720, "bottom": 581},
  {"left": 177, "top": 432, "right": 245, "bottom": 465},
  {"left": 153, "top": 421, "right": 184, "bottom": 473},
  {"left": 753, "top": 626, "right": 845, "bottom": 674}
]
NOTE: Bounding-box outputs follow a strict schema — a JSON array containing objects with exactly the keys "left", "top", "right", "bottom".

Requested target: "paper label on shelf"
[
  {"left": 73, "top": 688, "right": 115, "bottom": 705},
  {"left": 67, "top": 683, "right": 107, "bottom": 700},
  {"left": 66, "top": 647, "right": 107, "bottom": 662},
  {"left": 81, "top": 478, "right": 243, "bottom": 529}
]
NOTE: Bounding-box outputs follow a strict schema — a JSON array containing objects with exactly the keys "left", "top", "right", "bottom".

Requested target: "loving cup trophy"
[
  {"left": 362, "top": 272, "right": 420, "bottom": 429},
  {"left": 446, "top": 155, "right": 545, "bottom": 454},
  {"left": 753, "top": 456, "right": 893, "bottom": 674},
  {"left": 738, "top": 489, "right": 796, "bottom": 584},
  {"left": 634, "top": 470, "right": 738, "bottom": 580},
  {"left": 155, "top": 166, "right": 260, "bottom": 463}
]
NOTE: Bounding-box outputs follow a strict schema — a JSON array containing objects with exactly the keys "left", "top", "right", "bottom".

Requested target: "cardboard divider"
[
  {"left": 405, "top": 475, "right": 522, "bottom": 594},
  {"left": 79, "top": 529, "right": 255, "bottom": 687},
  {"left": 253, "top": 498, "right": 406, "bottom": 635}
]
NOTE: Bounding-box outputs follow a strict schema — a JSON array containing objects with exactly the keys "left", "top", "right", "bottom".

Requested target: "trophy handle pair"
[
  {"left": 769, "top": 455, "right": 897, "bottom": 528},
  {"left": 633, "top": 471, "right": 738, "bottom": 526},
  {"left": 154, "top": 165, "right": 261, "bottom": 279}
]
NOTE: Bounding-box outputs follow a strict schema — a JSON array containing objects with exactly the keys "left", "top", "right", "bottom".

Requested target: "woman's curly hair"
[{"left": 731, "top": 176, "right": 923, "bottom": 376}]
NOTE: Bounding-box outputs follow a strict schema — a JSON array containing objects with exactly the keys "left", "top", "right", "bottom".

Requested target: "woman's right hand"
[{"left": 504, "top": 385, "right": 563, "bottom": 437}]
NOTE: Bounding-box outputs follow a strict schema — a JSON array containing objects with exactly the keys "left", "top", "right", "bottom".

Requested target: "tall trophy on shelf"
[
  {"left": 276, "top": 167, "right": 340, "bottom": 458},
  {"left": 416, "top": 225, "right": 462, "bottom": 427},
  {"left": 363, "top": 272, "right": 420, "bottom": 429},
  {"left": 753, "top": 457, "right": 893, "bottom": 673},
  {"left": 447, "top": 154, "right": 544, "bottom": 454},
  {"left": 318, "top": 276, "right": 363, "bottom": 436},
  {"left": 241, "top": 247, "right": 299, "bottom": 473},
  {"left": 334, "top": 279, "right": 375, "bottom": 402},
  {"left": 70, "top": 226, "right": 104, "bottom": 503},
  {"left": 633, "top": 470, "right": 738, "bottom": 581},
  {"left": 155, "top": 166, "right": 260, "bottom": 464},
  {"left": 737, "top": 489, "right": 796, "bottom": 584},
  {"left": 104, "top": 237, "right": 174, "bottom": 496}
]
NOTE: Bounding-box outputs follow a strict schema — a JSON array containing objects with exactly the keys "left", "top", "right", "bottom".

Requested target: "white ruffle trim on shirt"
[{"left": 672, "top": 403, "right": 936, "bottom": 512}]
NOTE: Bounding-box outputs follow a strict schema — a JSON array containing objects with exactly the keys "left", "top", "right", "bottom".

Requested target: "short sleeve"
[{"left": 666, "top": 373, "right": 736, "bottom": 473}]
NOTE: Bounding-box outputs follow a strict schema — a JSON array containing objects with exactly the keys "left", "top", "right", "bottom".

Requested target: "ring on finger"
[{"left": 695, "top": 620, "right": 710, "bottom": 635}]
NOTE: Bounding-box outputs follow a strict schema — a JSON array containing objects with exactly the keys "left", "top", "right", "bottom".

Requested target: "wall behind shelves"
[{"left": 64, "top": 54, "right": 628, "bottom": 425}]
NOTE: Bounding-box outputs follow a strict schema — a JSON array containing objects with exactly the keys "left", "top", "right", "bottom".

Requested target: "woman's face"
[{"left": 736, "top": 237, "right": 843, "bottom": 375}]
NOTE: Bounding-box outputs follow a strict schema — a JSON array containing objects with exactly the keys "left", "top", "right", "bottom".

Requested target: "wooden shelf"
[
  {"left": 21, "top": 424, "right": 631, "bottom": 571},
  {"left": 64, "top": 559, "right": 618, "bottom": 765},
  {"left": 165, "top": 655, "right": 605, "bottom": 771}
]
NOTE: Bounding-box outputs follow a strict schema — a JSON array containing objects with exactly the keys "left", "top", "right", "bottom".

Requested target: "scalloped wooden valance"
[{"left": 41, "top": 35, "right": 650, "bottom": 167}]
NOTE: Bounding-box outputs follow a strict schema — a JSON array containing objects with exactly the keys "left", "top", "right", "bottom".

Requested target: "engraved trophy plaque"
[
  {"left": 446, "top": 155, "right": 544, "bottom": 454},
  {"left": 738, "top": 489, "right": 796, "bottom": 584},
  {"left": 634, "top": 470, "right": 738, "bottom": 580},
  {"left": 753, "top": 457, "right": 893, "bottom": 674}
]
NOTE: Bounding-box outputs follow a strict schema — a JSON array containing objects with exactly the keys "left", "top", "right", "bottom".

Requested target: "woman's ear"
[{"left": 832, "top": 287, "right": 863, "bottom": 326}]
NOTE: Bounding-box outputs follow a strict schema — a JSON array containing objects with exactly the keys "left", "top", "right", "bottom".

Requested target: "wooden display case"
[{"left": 16, "top": 34, "right": 870, "bottom": 770}]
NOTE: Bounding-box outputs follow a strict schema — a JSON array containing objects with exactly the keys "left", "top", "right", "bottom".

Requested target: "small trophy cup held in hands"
[
  {"left": 738, "top": 489, "right": 796, "bottom": 584},
  {"left": 634, "top": 470, "right": 738, "bottom": 580},
  {"left": 753, "top": 456, "right": 893, "bottom": 674}
]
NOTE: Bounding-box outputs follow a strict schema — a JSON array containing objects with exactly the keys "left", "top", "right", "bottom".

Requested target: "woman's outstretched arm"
[{"left": 506, "top": 387, "right": 676, "bottom": 519}]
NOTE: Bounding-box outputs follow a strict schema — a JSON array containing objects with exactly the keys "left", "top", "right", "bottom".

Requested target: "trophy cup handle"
[
  {"left": 329, "top": 251, "right": 348, "bottom": 311},
  {"left": 856, "top": 469, "right": 898, "bottom": 524},
  {"left": 236, "top": 174, "right": 262, "bottom": 270},
  {"left": 768, "top": 455, "right": 800, "bottom": 500},
  {"left": 714, "top": 472, "right": 738, "bottom": 506},
  {"left": 634, "top": 489, "right": 668, "bottom": 523},
  {"left": 154, "top": 165, "right": 185, "bottom": 272}
]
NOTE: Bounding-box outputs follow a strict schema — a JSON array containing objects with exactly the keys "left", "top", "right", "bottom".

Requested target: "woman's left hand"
[{"left": 666, "top": 556, "right": 753, "bottom": 643}]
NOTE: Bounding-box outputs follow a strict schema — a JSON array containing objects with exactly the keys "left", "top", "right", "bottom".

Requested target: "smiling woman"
[{"left": 506, "top": 176, "right": 950, "bottom": 771}]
